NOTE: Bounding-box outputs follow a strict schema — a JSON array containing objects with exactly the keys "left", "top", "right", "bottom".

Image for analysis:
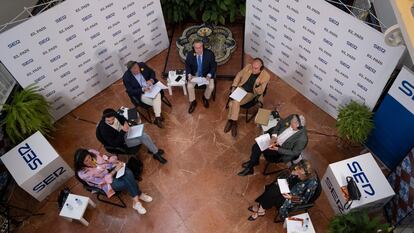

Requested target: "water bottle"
[
  {"left": 302, "top": 217, "right": 309, "bottom": 231},
  {"left": 75, "top": 198, "right": 82, "bottom": 205},
  {"left": 66, "top": 203, "right": 73, "bottom": 210}
]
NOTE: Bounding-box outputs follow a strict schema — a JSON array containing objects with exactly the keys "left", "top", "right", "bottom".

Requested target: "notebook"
[{"left": 126, "top": 124, "right": 144, "bottom": 139}]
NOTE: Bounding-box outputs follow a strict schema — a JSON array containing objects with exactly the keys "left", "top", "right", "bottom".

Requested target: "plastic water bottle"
[
  {"left": 302, "top": 217, "right": 309, "bottom": 231},
  {"left": 75, "top": 198, "right": 82, "bottom": 205},
  {"left": 66, "top": 203, "right": 73, "bottom": 210}
]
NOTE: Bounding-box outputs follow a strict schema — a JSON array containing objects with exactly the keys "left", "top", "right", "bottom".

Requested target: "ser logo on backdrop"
[{"left": 399, "top": 80, "right": 414, "bottom": 100}]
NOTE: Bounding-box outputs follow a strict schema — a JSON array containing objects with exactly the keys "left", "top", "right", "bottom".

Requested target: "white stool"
[
  {"left": 167, "top": 70, "right": 187, "bottom": 96},
  {"left": 59, "top": 194, "right": 96, "bottom": 226},
  {"left": 283, "top": 212, "right": 316, "bottom": 233}
]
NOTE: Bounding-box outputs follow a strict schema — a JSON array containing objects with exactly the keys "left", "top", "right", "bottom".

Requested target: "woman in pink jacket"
[{"left": 74, "top": 148, "right": 151, "bottom": 214}]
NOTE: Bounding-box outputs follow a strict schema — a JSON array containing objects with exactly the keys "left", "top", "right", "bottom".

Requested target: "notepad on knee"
[
  {"left": 127, "top": 124, "right": 144, "bottom": 139},
  {"left": 277, "top": 179, "right": 290, "bottom": 194}
]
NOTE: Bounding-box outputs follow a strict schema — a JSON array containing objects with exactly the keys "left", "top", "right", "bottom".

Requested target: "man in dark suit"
[
  {"left": 238, "top": 114, "right": 308, "bottom": 176},
  {"left": 185, "top": 39, "right": 217, "bottom": 113},
  {"left": 97, "top": 108, "right": 167, "bottom": 164},
  {"left": 123, "top": 61, "right": 163, "bottom": 128}
]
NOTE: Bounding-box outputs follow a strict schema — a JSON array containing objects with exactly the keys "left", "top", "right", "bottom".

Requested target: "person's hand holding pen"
[{"left": 268, "top": 135, "right": 279, "bottom": 151}]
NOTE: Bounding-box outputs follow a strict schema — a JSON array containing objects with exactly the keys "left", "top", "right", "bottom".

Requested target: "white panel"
[
  {"left": 245, "top": 0, "right": 405, "bottom": 118},
  {"left": 0, "top": 0, "right": 169, "bottom": 120}
]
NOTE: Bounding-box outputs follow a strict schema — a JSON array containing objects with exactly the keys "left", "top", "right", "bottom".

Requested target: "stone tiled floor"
[{"left": 14, "top": 46, "right": 361, "bottom": 233}]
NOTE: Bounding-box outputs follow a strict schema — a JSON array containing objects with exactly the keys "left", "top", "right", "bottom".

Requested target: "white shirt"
[
  {"left": 108, "top": 118, "right": 122, "bottom": 132},
  {"left": 272, "top": 127, "right": 298, "bottom": 146}
]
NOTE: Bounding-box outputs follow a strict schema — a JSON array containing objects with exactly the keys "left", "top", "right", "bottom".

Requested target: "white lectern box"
[
  {"left": 321, "top": 153, "right": 394, "bottom": 214},
  {"left": 1, "top": 131, "right": 74, "bottom": 201}
]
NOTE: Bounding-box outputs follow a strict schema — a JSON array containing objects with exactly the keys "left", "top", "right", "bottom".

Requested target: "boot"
[{"left": 224, "top": 120, "right": 232, "bottom": 133}]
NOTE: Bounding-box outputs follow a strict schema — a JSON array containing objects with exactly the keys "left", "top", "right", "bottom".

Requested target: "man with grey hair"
[{"left": 238, "top": 114, "right": 308, "bottom": 176}]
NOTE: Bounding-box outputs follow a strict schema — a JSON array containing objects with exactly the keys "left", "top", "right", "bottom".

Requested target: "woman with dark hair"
[
  {"left": 247, "top": 160, "right": 318, "bottom": 221},
  {"left": 74, "top": 148, "right": 152, "bottom": 214}
]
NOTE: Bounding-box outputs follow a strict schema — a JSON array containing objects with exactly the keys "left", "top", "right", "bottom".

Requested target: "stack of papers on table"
[{"left": 229, "top": 87, "right": 248, "bottom": 102}]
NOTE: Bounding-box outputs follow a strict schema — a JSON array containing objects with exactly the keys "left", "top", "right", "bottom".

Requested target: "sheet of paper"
[
  {"left": 278, "top": 179, "right": 291, "bottom": 194},
  {"left": 191, "top": 77, "right": 209, "bottom": 86},
  {"left": 255, "top": 134, "right": 271, "bottom": 151},
  {"left": 143, "top": 84, "right": 162, "bottom": 98},
  {"left": 286, "top": 219, "right": 304, "bottom": 232},
  {"left": 127, "top": 124, "right": 144, "bottom": 139},
  {"left": 155, "top": 81, "right": 168, "bottom": 89},
  {"left": 116, "top": 163, "right": 126, "bottom": 178},
  {"left": 230, "top": 87, "right": 248, "bottom": 102}
]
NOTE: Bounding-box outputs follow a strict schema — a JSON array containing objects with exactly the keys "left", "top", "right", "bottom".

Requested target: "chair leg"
[
  {"left": 147, "top": 109, "right": 152, "bottom": 122},
  {"left": 136, "top": 108, "right": 151, "bottom": 123},
  {"left": 161, "top": 96, "right": 172, "bottom": 108},
  {"left": 263, "top": 162, "right": 289, "bottom": 176},
  {"left": 97, "top": 193, "right": 127, "bottom": 208},
  {"left": 246, "top": 108, "right": 258, "bottom": 123},
  {"left": 245, "top": 108, "right": 249, "bottom": 122},
  {"left": 212, "top": 86, "right": 216, "bottom": 101}
]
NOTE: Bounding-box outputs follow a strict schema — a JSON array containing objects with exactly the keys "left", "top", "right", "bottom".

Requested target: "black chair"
[
  {"left": 95, "top": 123, "right": 140, "bottom": 156},
  {"left": 263, "top": 154, "right": 303, "bottom": 176},
  {"left": 274, "top": 172, "right": 322, "bottom": 223},
  {"left": 74, "top": 173, "right": 126, "bottom": 208},
  {"left": 226, "top": 86, "right": 267, "bottom": 122},
  {"left": 194, "top": 78, "right": 217, "bottom": 101},
  {"left": 126, "top": 90, "right": 172, "bottom": 123}
]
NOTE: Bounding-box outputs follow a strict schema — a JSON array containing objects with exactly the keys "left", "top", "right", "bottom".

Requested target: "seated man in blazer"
[
  {"left": 185, "top": 39, "right": 217, "bottom": 113},
  {"left": 224, "top": 58, "right": 270, "bottom": 137},
  {"left": 123, "top": 61, "right": 164, "bottom": 128},
  {"left": 97, "top": 108, "right": 167, "bottom": 164},
  {"left": 238, "top": 114, "right": 308, "bottom": 176}
]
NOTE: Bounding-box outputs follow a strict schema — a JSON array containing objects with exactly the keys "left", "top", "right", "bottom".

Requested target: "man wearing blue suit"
[
  {"left": 185, "top": 40, "right": 217, "bottom": 113},
  {"left": 122, "top": 61, "right": 163, "bottom": 128}
]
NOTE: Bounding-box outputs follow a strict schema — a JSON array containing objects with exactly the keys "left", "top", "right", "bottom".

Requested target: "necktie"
[{"left": 197, "top": 55, "right": 202, "bottom": 77}]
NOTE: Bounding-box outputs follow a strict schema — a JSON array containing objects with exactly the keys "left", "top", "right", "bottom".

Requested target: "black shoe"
[
  {"left": 154, "top": 117, "right": 163, "bottom": 128},
  {"left": 188, "top": 101, "right": 197, "bottom": 113},
  {"left": 153, "top": 149, "right": 167, "bottom": 164},
  {"left": 224, "top": 120, "right": 232, "bottom": 133},
  {"left": 242, "top": 161, "right": 250, "bottom": 168},
  {"left": 231, "top": 121, "right": 238, "bottom": 137},
  {"left": 202, "top": 96, "right": 209, "bottom": 108},
  {"left": 238, "top": 167, "right": 254, "bottom": 176}
]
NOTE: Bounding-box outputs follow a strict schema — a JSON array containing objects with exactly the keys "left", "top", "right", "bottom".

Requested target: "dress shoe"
[
  {"left": 154, "top": 117, "right": 163, "bottom": 128},
  {"left": 153, "top": 149, "right": 167, "bottom": 164},
  {"left": 242, "top": 161, "right": 258, "bottom": 168},
  {"left": 231, "top": 121, "right": 238, "bottom": 137},
  {"left": 202, "top": 96, "right": 209, "bottom": 108},
  {"left": 188, "top": 101, "right": 197, "bottom": 113},
  {"left": 237, "top": 167, "right": 254, "bottom": 176},
  {"left": 224, "top": 120, "right": 233, "bottom": 133}
]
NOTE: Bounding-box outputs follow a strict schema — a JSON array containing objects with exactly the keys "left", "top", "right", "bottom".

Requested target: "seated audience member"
[
  {"left": 97, "top": 108, "right": 167, "bottom": 164},
  {"left": 224, "top": 58, "right": 270, "bottom": 137},
  {"left": 185, "top": 39, "right": 217, "bottom": 113},
  {"left": 238, "top": 114, "right": 307, "bottom": 176},
  {"left": 123, "top": 60, "right": 164, "bottom": 128},
  {"left": 74, "top": 148, "right": 153, "bottom": 214},
  {"left": 246, "top": 160, "right": 318, "bottom": 221}
]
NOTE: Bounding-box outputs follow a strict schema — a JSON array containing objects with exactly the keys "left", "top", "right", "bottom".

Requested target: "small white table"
[
  {"left": 283, "top": 213, "right": 316, "bottom": 233},
  {"left": 59, "top": 194, "right": 96, "bottom": 226},
  {"left": 167, "top": 70, "right": 187, "bottom": 96}
]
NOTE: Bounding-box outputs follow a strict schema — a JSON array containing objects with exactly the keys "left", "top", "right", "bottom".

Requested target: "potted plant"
[
  {"left": 336, "top": 100, "right": 374, "bottom": 145},
  {"left": 0, "top": 85, "right": 54, "bottom": 144},
  {"left": 200, "top": 0, "right": 246, "bottom": 25},
  {"left": 328, "top": 211, "right": 391, "bottom": 233}
]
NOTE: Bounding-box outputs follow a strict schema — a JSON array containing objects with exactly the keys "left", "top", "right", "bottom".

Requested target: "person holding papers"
[
  {"left": 246, "top": 160, "right": 318, "bottom": 221},
  {"left": 123, "top": 61, "right": 164, "bottom": 128},
  {"left": 224, "top": 58, "right": 269, "bottom": 137},
  {"left": 75, "top": 149, "right": 153, "bottom": 215},
  {"left": 97, "top": 108, "right": 167, "bottom": 164},
  {"left": 185, "top": 39, "right": 217, "bottom": 113},
  {"left": 238, "top": 114, "right": 307, "bottom": 176}
]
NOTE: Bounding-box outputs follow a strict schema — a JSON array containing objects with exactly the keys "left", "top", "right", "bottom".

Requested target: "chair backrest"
[
  {"left": 95, "top": 122, "right": 107, "bottom": 146},
  {"left": 307, "top": 173, "right": 322, "bottom": 204}
]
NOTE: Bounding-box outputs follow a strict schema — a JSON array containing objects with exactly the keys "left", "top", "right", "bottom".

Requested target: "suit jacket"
[
  {"left": 267, "top": 114, "right": 308, "bottom": 162},
  {"left": 185, "top": 48, "right": 217, "bottom": 79},
  {"left": 122, "top": 62, "right": 158, "bottom": 99},
  {"left": 97, "top": 114, "right": 127, "bottom": 148},
  {"left": 232, "top": 64, "right": 270, "bottom": 96}
]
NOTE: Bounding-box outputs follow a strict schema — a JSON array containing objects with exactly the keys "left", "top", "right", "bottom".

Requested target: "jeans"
[
  {"left": 111, "top": 168, "right": 141, "bottom": 197},
  {"left": 125, "top": 132, "right": 158, "bottom": 154}
]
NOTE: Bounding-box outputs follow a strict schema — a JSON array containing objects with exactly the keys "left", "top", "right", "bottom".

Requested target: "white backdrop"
[
  {"left": 245, "top": 0, "right": 405, "bottom": 118},
  {"left": 0, "top": 0, "right": 169, "bottom": 120}
]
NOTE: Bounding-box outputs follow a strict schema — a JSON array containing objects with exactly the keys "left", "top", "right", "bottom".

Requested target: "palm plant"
[
  {"left": 336, "top": 100, "right": 374, "bottom": 144},
  {"left": 328, "top": 211, "right": 391, "bottom": 233},
  {"left": 1, "top": 85, "right": 54, "bottom": 144}
]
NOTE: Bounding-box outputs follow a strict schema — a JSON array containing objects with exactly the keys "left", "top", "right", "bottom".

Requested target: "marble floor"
[{"left": 13, "top": 47, "right": 363, "bottom": 233}]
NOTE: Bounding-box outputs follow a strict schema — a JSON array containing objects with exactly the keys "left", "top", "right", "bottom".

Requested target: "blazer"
[
  {"left": 122, "top": 62, "right": 158, "bottom": 99},
  {"left": 267, "top": 114, "right": 308, "bottom": 162},
  {"left": 185, "top": 48, "right": 217, "bottom": 79},
  {"left": 232, "top": 64, "right": 270, "bottom": 96},
  {"left": 97, "top": 114, "right": 127, "bottom": 148}
]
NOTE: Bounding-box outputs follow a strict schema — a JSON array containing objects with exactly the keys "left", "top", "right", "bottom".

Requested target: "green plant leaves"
[
  {"left": 336, "top": 100, "right": 374, "bottom": 144},
  {"left": 328, "top": 211, "right": 390, "bottom": 233},
  {"left": 0, "top": 84, "right": 54, "bottom": 144}
]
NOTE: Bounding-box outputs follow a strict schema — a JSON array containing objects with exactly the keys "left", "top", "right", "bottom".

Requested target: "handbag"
[
  {"left": 343, "top": 176, "right": 361, "bottom": 209},
  {"left": 57, "top": 187, "right": 71, "bottom": 210}
]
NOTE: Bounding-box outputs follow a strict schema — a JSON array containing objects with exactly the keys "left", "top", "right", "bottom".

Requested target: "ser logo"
[
  {"left": 17, "top": 143, "right": 43, "bottom": 170},
  {"left": 398, "top": 80, "right": 414, "bottom": 100},
  {"left": 347, "top": 161, "right": 375, "bottom": 196},
  {"left": 33, "top": 166, "right": 67, "bottom": 193}
]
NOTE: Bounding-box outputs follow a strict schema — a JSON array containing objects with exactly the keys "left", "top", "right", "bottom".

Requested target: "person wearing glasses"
[
  {"left": 97, "top": 108, "right": 167, "bottom": 164},
  {"left": 246, "top": 160, "right": 318, "bottom": 221},
  {"left": 238, "top": 114, "right": 308, "bottom": 176}
]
